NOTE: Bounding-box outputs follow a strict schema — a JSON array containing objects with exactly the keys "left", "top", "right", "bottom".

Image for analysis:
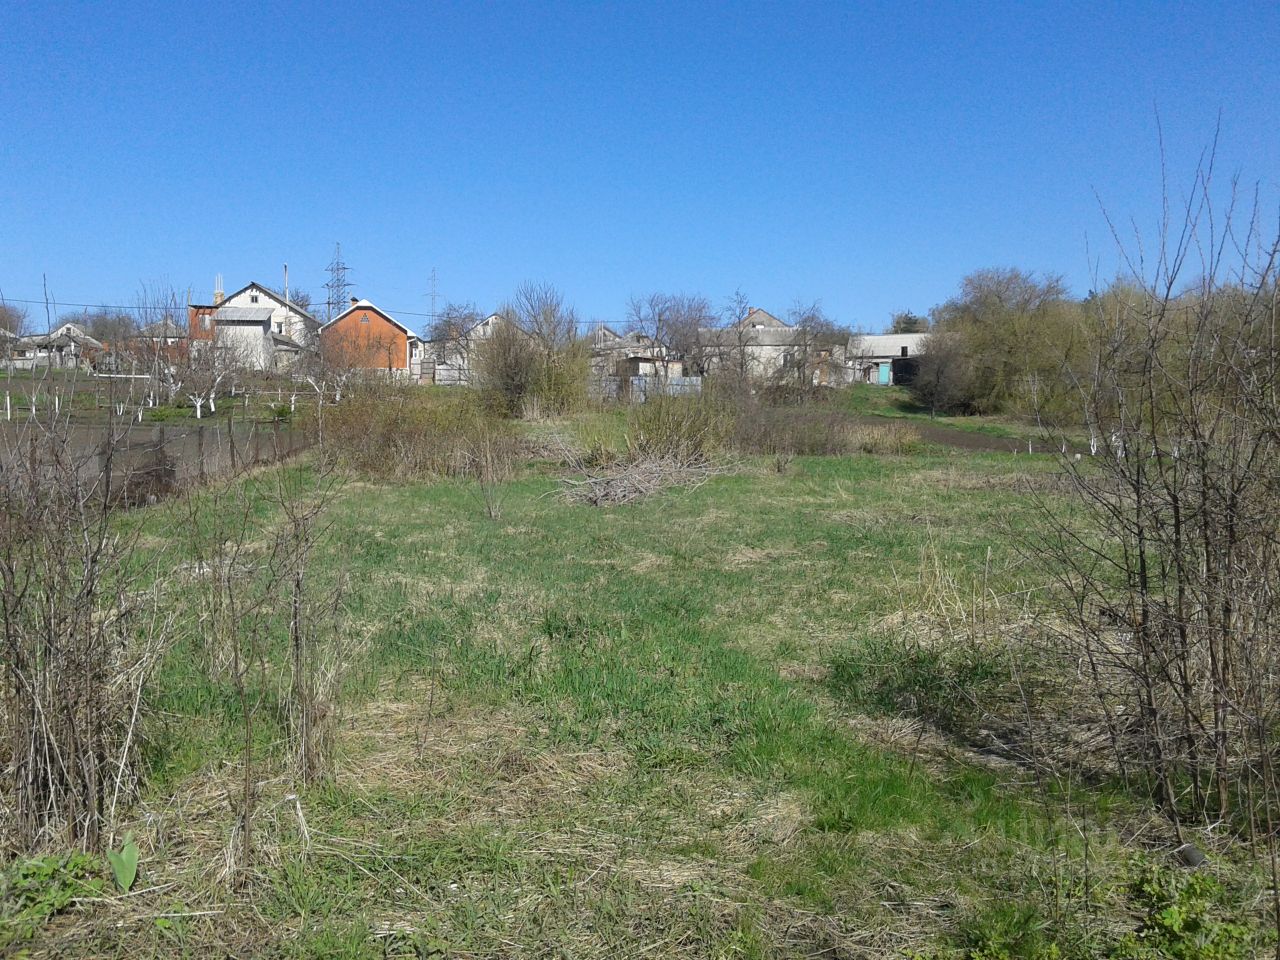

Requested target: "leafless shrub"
[
  {"left": 177, "top": 471, "right": 280, "bottom": 879},
  {"left": 266, "top": 461, "right": 347, "bottom": 787},
  {"left": 0, "top": 415, "right": 174, "bottom": 854},
  {"left": 463, "top": 425, "right": 518, "bottom": 520},
  {"left": 733, "top": 404, "right": 922, "bottom": 456},
  {"left": 1032, "top": 144, "right": 1280, "bottom": 868},
  {"left": 558, "top": 397, "right": 734, "bottom": 505},
  {"left": 626, "top": 394, "right": 733, "bottom": 464},
  {"left": 320, "top": 386, "right": 513, "bottom": 481}
]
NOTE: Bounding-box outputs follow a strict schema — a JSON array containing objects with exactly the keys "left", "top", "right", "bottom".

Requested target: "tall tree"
[
  {"left": 780, "top": 300, "right": 848, "bottom": 386},
  {"left": 0, "top": 301, "right": 28, "bottom": 337},
  {"left": 426, "top": 301, "right": 481, "bottom": 343},
  {"left": 61, "top": 308, "right": 136, "bottom": 343},
  {"left": 922, "top": 267, "right": 1082, "bottom": 413},
  {"left": 889, "top": 310, "right": 928, "bottom": 334}
]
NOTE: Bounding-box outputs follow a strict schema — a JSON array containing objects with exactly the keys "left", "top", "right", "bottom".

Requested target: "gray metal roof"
[{"left": 212, "top": 306, "right": 274, "bottom": 326}]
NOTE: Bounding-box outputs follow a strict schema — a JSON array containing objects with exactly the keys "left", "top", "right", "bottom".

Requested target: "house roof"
[
  {"left": 138, "top": 320, "right": 186, "bottom": 339},
  {"left": 223, "top": 281, "right": 316, "bottom": 322},
  {"left": 735, "top": 308, "right": 791, "bottom": 330},
  {"left": 49, "top": 321, "right": 90, "bottom": 339},
  {"left": 212, "top": 305, "right": 276, "bottom": 326},
  {"left": 322, "top": 300, "right": 419, "bottom": 340},
  {"left": 466, "top": 313, "right": 505, "bottom": 336},
  {"left": 851, "top": 333, "right": 928, "bottom": 359},
  {"left": 590, "top": 324, "right": 624, "bottom": 342}
]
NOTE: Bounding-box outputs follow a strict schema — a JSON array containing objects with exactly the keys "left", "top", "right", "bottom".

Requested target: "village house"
[
  {"left": 426, "top": 312, "right": 506, "bottom": 386},
  {"left": 698, "top": 307, "right": 797, "bottom": 380},
  {"left": 319, "top": 298, "right": 425, "bottom": 379},
  {"left": 187, "top": 279, "right": 319, "bottom": 372},
  {"left": 6, "top": 322, "right": 105, "bottom": 370},
  {"left": 847, "top": 333, "right": 926, "bottom": 386}
]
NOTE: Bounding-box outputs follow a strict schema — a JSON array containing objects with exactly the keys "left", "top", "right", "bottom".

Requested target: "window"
[
  {"left": 250, "top": 294, "right": 260, "bottom": 303},
  {"left": 901, "top": 346, "right": 909, "bottom": 357},
  {"left": 276, "top": 322, "right": 283, "bottom": 334},
  {"left": 360, "top": 314, "right": 370, "bottom": 324}
]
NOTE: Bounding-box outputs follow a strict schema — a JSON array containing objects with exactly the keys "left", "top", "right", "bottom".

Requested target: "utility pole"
[
  {"left": 427, "top": 267, "right": 438, "bottom": 328},
  {"left": 324, "top": 244, "right": 353, "bottom": 322}
]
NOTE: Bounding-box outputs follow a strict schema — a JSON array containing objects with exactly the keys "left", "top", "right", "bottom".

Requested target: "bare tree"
[
  {"left": 506, "top": 282, "right": 578, "bottom": 357},
  {"left": 63, "top": 308, "right": 136, "bottom": 345},
  {"left": 0, "top": 300, "right": 30, "bottom": 337},
  {"left": 498, "top": 283, "right": 587, "bottom": 413},
  {"left": 779, "top": 300, "right": 847, "bottom": 387},
  {"left": 716, "top": 288, "right": 758, "bottom": 385},
  {"left": 426, "top": 301, "right": 482, "bottom": 344},
  {"left": 625, "top": 292, "right": 715, "bottom": 375}
]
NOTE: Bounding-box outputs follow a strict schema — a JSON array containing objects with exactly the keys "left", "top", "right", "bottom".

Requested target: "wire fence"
[{"left": 0, "top": 420, "right": 310, "bottom": 505}]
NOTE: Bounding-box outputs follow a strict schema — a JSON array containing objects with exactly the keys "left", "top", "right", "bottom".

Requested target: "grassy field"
[
  {"left": 837, "top": 384, "right": 1049, "bottom": 443},
  {"left": 6, "top": 424, "right": 1271, "bottom": 957}
]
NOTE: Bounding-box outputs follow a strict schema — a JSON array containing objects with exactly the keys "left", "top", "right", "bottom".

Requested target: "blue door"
[{"left": 877, "top": 362, "right": 891, "bottom": 385}]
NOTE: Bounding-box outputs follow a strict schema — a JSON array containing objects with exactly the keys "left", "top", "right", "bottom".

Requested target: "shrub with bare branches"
[
  {"left": 0, "top": 414, "right": 173, "bottom": 854},
  {"left": 1033, "top": 150, "right": 1280, "bottom": 860}
]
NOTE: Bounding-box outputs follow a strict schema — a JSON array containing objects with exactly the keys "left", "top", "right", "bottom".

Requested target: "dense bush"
[
  {"left": 320, "top": 386, "right": 516, "bottom": 480},
  {"left": 626, "top": 394, "right": 734, "bottom": 464},
  {"left": 733, "top": 405, "right": 922, "bottom": 456},
  {"left": 906, "top": 267, "right": 1087, "bottom": 417}
]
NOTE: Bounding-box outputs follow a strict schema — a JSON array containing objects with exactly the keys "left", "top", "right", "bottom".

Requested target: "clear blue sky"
[{"left": 2, "top": 0, "right": 1277, "bottom": 333}]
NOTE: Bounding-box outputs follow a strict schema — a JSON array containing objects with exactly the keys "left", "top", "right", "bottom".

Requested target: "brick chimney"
[{"left": 213, "top": 273, "right": 225, "bottom": 306}]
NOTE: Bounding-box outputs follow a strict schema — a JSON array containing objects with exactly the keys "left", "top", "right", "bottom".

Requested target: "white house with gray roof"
[{"left": 190, "top": 281, "right": 319, "bottom": 371}]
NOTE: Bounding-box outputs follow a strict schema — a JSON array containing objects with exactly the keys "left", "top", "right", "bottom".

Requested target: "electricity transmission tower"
[
  {"left": 324, "top": 243, "right": 353, "bottom": 322},
  {"left": 427, "top": 267, "right": 438, "bottom": 328}
]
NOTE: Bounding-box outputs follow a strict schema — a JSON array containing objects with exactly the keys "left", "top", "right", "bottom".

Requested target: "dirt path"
[{"left": 858, "top": 415, "right": 1056, "bottom": 454}]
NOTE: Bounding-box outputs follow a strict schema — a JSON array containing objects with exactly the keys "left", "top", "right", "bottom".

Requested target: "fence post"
[
  {"left": 98, "top": 432, "right": 111, "bottom": 504},
  {"left": 150, "top": 424, "right": 164, "bottom": 496},
  {"left": 197, "top": 423, "right": 206, "bottom": 483},
  {"left": 273, "top": 419, "right": 281, "bottom": 459}
]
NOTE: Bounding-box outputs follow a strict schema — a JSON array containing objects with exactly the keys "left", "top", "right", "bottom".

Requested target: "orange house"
[{"left": 319, "top": 298, "right": 422, "bottom": 377}]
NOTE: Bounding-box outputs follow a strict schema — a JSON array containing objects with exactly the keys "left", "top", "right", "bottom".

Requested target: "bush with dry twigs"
[
  {"left": 318, "top": 385, "right": 517, "bottom": 481},
  {"left": 561, "top": 395, "right": 734, "bottom": 506},
  {"left": 0, "top": 415, "right": 174, "bottom": 856}
]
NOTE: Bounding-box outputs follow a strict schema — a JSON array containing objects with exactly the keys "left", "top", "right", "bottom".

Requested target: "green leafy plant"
[
  {"left": 0, "top": 853, "right": 103, "bottom": 948},
  {"left": 1111, "top": 861, "right": 1254, "bottom": 959},
  {"left": 107, "top": 833, "right": 141, "bottom": 892},
  {"left": 960, "top": 901, "right": 1061, "bottom": 960}
]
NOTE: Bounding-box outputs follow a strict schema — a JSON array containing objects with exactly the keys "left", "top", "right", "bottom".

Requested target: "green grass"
[
  {"left": 20, "top": 441, "right": 1274, "bottom": 957},
  {"left": 837, "top": 383, "right": 1047, "bottom": 440}
]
